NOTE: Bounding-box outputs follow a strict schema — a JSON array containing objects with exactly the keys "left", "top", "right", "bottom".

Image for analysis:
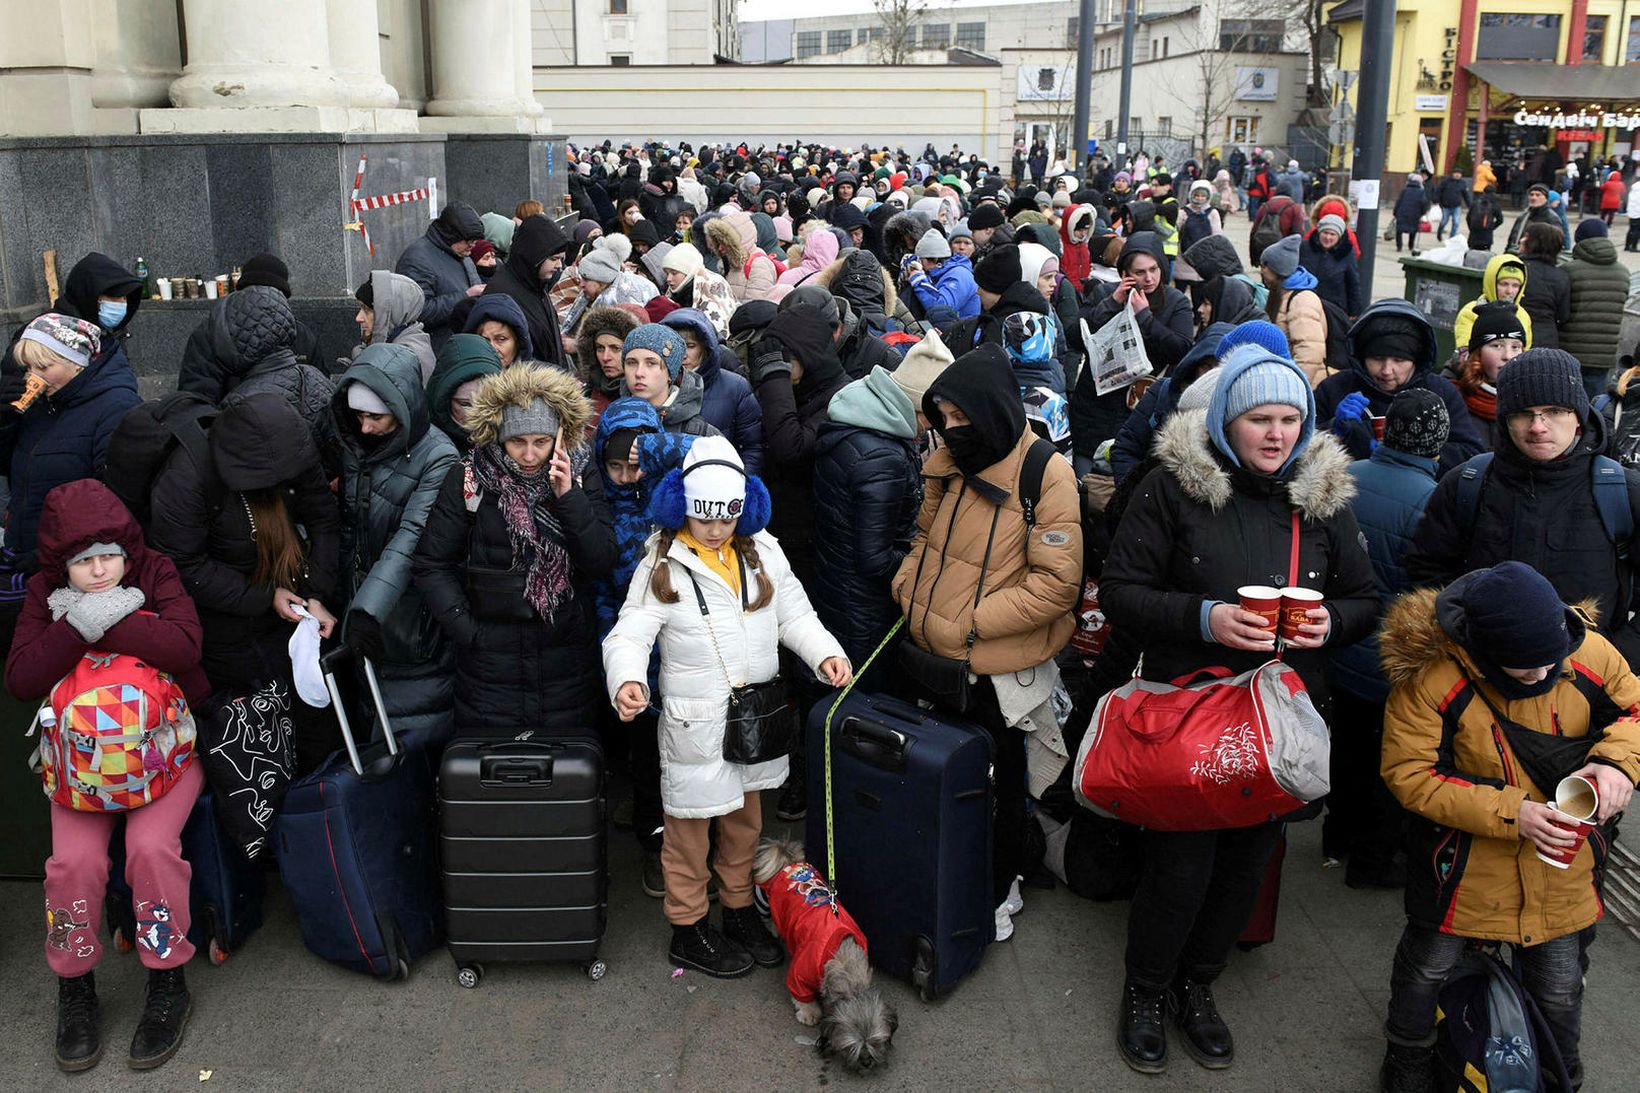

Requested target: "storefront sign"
[
  {"left": 1414, "top": 94, "right": 1449, "bottom": 111},
  {"left": 1555, "top": 129, "right": 1599, "bottom": 142},
  {"left": 1235, "top": 67, "right": 1278, "bottom": 102},
  {"left": 1514, "top": 110, "right": 1640, "bottom": 130}
]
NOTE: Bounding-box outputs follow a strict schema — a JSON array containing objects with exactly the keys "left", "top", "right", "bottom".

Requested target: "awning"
[{"left": 1464, "top": 62, "right": 1640, "bottom": 102}]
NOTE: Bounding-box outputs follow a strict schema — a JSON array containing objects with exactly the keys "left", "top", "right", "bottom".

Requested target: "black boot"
[
  {"left": 1117, "top": 979, "right": 1168, "bottom": 1074},
  {"left": 1379, "top": 1041, "right": 1435, "bottom": 1093},
  {"left": 775, "top": 779, "right": 806, "bottom": 822},
  {"left": 56, "top": 972, "right": 102, "bottom": 1073},
  {"left": 669, "top": 917, "right": 754, "bottom": 978},
  {"left": 721, "top": 904, "right": 784, "bottom": 967},
  {"left": 128, "top": 966, "right": 191, "bottom": 1071},
  {"left": 1169, "top": 976, "right": 1234, "bottom": 1068}
]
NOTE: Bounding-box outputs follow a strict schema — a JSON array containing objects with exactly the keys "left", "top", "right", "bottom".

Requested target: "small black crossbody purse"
[{"left": 686, "top": 564, "right": 791, "bottom": 766}]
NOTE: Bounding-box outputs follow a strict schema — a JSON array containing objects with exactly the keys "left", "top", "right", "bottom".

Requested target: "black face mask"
[
  {"left": 938, "top": 425, "right": 993, "bottom": 477},
  {"left": 477, "top": 263, "right": 496, "bottom": 281}
]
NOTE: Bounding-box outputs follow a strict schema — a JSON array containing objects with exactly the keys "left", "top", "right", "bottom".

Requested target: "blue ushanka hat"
[
  {"left": 622, "top": 322, "right": 688, "bottom": 382},
  {"left": 646, "top": 435, "right": 771, "bottom": 534}
]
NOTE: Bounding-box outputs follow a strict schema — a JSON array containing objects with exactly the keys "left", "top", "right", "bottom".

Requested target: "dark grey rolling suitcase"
[{"left": 438, "top": 736, "right": 608, "bottom": 987}]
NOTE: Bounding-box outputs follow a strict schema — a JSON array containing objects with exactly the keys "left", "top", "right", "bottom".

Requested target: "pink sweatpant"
[{"left": 43, "top": 760, "right": 202, "bottom": 976}]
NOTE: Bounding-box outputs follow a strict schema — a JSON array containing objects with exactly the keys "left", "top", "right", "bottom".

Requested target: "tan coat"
[
  {"left": 892, "top": 429, "right": 1081, "bottom": 674},
  {"left": 1380, "top": 591, "right": 1640, "bottom": 945},
  {"left": 1275, "top": 287, "right": 1331, "bottom": 386}
]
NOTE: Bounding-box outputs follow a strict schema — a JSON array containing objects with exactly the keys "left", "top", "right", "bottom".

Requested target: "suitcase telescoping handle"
[{"left": 318, "top": 646, "right": 398, "bottom": 777}]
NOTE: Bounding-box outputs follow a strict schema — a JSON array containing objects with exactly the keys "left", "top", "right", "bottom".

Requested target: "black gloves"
[
  {"left": 343, "top": 610, "right": 385, "bottom": 661},
  {"left": 750, "top": 336, "right": 791, "bottom": 384}
]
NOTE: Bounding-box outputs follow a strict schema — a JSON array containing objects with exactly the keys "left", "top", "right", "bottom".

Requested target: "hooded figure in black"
[
  {"left": 1315, "top": 298, "right": 1484, "bottom": 475},
  {"left": 923, "top": 343, "right": 1028, "bottom": 479},
  {"left": 748, "top": 309, "right": 849, "bottom": 586},
  {"left": 394, "top": 203, "right": 484, "bottom": 340},
  {"left": 1194, "top": 275, "right": 1263, "bottom": 327},
  {"left": 0, "top": 252, "right": 145, "bottom": 382},
  {"left": 482, "top": 214, "right": 572, "bottom": 373}
]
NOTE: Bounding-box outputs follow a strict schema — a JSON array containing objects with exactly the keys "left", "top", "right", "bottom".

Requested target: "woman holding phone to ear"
[{"left": 412, "top": 365, "right": 615, "bottom": 738}]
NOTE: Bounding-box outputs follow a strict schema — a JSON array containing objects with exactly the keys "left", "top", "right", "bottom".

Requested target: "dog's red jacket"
[{"left": 759, "top": 862, "right": 868, "bottom": 1003}]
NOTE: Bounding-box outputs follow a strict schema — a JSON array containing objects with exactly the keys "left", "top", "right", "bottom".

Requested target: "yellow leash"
[{"left": 821, "top": 617, "right": 905, "bottom": 916}]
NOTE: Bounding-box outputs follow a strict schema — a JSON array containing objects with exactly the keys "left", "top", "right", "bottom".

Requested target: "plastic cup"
[
  {"left": 215, "top": 275, "right": 229, "bottom": 296},
  {"left": 1237, "top": 585, "right": 1281, "bottom": 635},
  {"left": 1279, "top": 588, "right": 1324, "bottom": 641},
  {"left": 1536, "top": 775, "right": 1598, "bottom": 869},
  {"left": 1370, "top": 414, "right": 1386, "bottom": 440},
  {"left": 204, "top": 279, "right": 218, "bottom": 300},
  {"left": 156, "top": 277, "right": 173, "bottom": 301}
]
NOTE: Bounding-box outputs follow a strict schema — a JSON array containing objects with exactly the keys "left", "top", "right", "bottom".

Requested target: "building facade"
[
  {"left": 1328, "top": 0, "right": 1639, "bottom": 176},
  {"left": 741, "top": 0, "right": 1092, "bottom": 64},
  {"left": 532, "top": 0, "right": 740, "bottom": 66}
]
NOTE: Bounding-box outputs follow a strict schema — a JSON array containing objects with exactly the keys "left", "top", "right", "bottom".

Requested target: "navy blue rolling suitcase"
[
  {"left": 275, "top": 651, "right": 441, "bottom": 979},
  {"left": 805, "top": 690, "right": 994, "bottom": 1000},
  {"left": 107, "top": 788, "right": 266, "bottom": 965}
]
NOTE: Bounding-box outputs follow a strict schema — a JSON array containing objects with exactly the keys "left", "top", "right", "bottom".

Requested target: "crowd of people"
[{"left": 2, "top": 136, "right": 1638, "bottom": 1091}]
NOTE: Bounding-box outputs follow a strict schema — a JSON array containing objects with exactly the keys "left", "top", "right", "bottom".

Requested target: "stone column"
[
  {"left": 326, "top": 0, "right": 402, "bottom": 110},
  {"left": 166, "top": 0, "right": 349, "bottom": 113},
  {"left": 0, "top": 0, "right": 98, "bottom": 135},
  {"left": 422, "top": 0, "right": 545, "bottom": 131},
  {"left": 90, "top": 0, "right": 181, "bottom": 111}
]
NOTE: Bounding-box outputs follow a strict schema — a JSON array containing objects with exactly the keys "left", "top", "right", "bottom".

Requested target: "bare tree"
[
  {"left": 1164, "top": 2, "right": 1292, "bottom": 159},
  {"left": 872, "top": 0, "right": 931, "bottom": 65}
]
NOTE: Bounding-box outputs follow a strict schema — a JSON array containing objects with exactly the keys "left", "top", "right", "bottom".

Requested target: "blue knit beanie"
[
  {"left": 1216, "top": 319, "right": 1290, "bottom": 361},
  {"left": 1208, "top": 345, "right": 1316, "bottom": 473},
  {"left": 1457, "top": 562, "right": 1571, "bottom": 670},
  {"left": 622, "top": 323, "right": 688, "bottom": 382}
]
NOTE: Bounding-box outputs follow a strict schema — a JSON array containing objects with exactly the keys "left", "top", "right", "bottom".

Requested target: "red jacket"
[
  {"left": 758, "top": 862, "right": 868, "bottom": 1003},
  {"left": 1601, "top": 175, "right": 1627, "bottom": 212},
  {"left": 5, "top": 479, "right": 210, "bottom": 706},
  {"left": 1058, "top": 205, "right": 1095, "bottom": 291}
]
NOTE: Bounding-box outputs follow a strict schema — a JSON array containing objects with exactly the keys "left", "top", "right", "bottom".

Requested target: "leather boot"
[
  {"left": 1117, "top": 979, "right": 1168, "bottom": 1074},
  {"left": 129, "top": 966, "right": 191, "bottom": 1070},
  {"left": 1379, "top": 1041, "right": 1436, "bottom": 1093},
  {"left": 56, "top": 972, "right": 102, "bottom": 1072},
  {"left": 1169, "top": 976, "right": 1234, "bottom": 1068},
  {"left": 669, "top": 917, "right": 753, "bottom": 978},
  {"left": 721, "top": 904, "right": 784, "bottom": 968}
]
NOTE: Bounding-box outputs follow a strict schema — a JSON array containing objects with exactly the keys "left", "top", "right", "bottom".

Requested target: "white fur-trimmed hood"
[{"left": 1152, "top": 407, "right": 1357, "bottom": 519}]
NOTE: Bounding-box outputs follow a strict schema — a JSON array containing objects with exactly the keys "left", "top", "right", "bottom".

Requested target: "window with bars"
[
  {"left": 827, "top": 29, "right": 852, "bottom": 53},
  {"left": 923, "top": 24, "right": 950, "bottom": 49},
  {"left": 796, "top": 31, "right": 822, "bottom": 58},
  {"left": 956, "top": 22, "right": 985, "bottom": 50}
]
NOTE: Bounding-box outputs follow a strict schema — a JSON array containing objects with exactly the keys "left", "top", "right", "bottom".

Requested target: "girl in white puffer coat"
[{"left": 604, "top": 436, "right": 851, "bottom": 979}]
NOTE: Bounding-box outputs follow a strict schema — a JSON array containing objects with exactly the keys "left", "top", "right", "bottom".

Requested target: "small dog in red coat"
[{"left": 753, "top": 838, "right": 897, "bottom": 1072}]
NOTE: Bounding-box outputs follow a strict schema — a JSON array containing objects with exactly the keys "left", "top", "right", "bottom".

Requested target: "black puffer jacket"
[
  {"left": 482, "top": 215, "right": 572, "bottom": 372},
  {"left": 1561, "top": 236, "right": 1631, "bottom": 375},
  {"left": 333, "top": 344, "right": 459, "bottom": 741},
  {"left": 1519, "top": 253, "right": 1571, "bottom": 350},
  {"left": 179, "top": 307, "right": 324, "bottom": 398},
  {"left": 1404, "top": 409, "right": 1640, "bottom": 666},
  {"left": 835, "top": 300, "right": 901, "bottom": 380},
  {"left": 146, "top": 392, "right": 340, "bottom": 694},
  {"left": 810, "top": 369, "right": 923, "bottom": 665},
  {"left": 411, "top": 366, "right": 615, "bottom": 736},
  {"left": 1101, "top": 408, "right": 1378, "bottom": 712},
  {"left": 394, "top": 206, "right": 483, "bottom": 337},
  {"left": 202, "top": 286, "right": 338, "bottom": 465}
]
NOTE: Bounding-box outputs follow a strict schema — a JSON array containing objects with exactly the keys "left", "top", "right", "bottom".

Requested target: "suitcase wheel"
[
  {"left": 585, "top": 959, "right": 607, "bottom": 982},
  {"left": 912, "top": 939, "right": 937, "bottom": 1003},
  {"left": 456, "top": 963, "right": 483, "bottom": 989}
]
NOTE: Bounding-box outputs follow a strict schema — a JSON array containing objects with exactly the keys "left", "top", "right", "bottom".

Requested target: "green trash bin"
[
  {"left": 1400, "top": 257, "right": 1486, "bottom": 364},
  {"left": 0, "top": 689, "right": 51, "bottom": 879}
]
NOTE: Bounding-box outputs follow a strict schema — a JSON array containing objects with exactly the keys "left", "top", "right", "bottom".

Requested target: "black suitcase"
[
  {"left": 439, "top": 736, "right": 608, "bottom": 987},
  {"left": 805, "top": 691, "right": 994, "bottom": 1001}
]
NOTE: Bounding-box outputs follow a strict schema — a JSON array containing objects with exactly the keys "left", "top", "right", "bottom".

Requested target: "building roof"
[
  {"left": 1326, "top": 0, "right": 1362, "bottom": 24},
  {"left": 1464, "top": 62, "right": 1640, "bottom": 102}
]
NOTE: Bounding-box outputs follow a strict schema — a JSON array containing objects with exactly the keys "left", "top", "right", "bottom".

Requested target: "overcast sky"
[{"left": 739, "top": 0, "right": 1042, "bottom": 20}]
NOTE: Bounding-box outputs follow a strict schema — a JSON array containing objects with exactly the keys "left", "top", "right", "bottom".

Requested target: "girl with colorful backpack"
[{"left": 4, "top": 479, "right": 213, "bottom": 1073}]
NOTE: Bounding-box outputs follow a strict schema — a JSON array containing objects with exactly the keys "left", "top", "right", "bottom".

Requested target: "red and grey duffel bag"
[{"left": 1072, "top": 662, "right": 1330, "bottom": 831}]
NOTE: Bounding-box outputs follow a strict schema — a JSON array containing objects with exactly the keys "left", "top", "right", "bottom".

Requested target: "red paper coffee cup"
[
  {"left": 1279, "top": 588, "right": 1324, "bottom": 640},
  {"left": 1370, "top": 414, "right": 1386, "bottom": 440},
  {"left": 1537, "top": 775, "right": 1598, "bottom": 869},
  {"left": 1237, "top": 585, "right": 1281, "bottom": 635}
]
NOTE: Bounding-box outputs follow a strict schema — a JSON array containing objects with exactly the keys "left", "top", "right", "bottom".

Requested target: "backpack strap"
[
  {"left": 1453, "top": 452, "right": 1495, "bottom": 539},
  {"left": 1591, "top": 455, "right": 1632, "bottom": 559},
  {"left": 1018, "top": 437, "right": 1057, "bottom": 532}
]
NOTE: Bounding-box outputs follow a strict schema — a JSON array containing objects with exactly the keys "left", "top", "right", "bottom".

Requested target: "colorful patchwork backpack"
[{"left": 36, "top": 646, "right": 195, "bottom": 812}]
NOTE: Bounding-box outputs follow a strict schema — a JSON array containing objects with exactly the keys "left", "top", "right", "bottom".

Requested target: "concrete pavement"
[{"left": 1, "top": 804, "right": 1636, "bottom": 1091}]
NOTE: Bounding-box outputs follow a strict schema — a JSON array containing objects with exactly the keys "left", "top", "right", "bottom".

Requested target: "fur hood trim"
[
  {"left": 575, "top": 305, "right": 639, "bottom": 384},
  {"left": 812, "top": 256, "right": 899, "bottom": 315},
  {"left": 1380, "top": 587, "right": 1599, "bottom": 688},
  {"left": 1153, "top": 407, "right": 1357, "bottom": 519},
  {"left": 466, "top": 363, "right": 593, "bottom": 452}
]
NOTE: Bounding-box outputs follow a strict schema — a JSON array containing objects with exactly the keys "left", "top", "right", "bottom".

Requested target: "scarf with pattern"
[{"left": 470, "top": 443, "right": 573, "bottom": 620}]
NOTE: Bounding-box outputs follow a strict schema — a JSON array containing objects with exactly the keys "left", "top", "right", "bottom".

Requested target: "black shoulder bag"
[{"left": 686, "top": 561, "right": 791, "bottom": 766}]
